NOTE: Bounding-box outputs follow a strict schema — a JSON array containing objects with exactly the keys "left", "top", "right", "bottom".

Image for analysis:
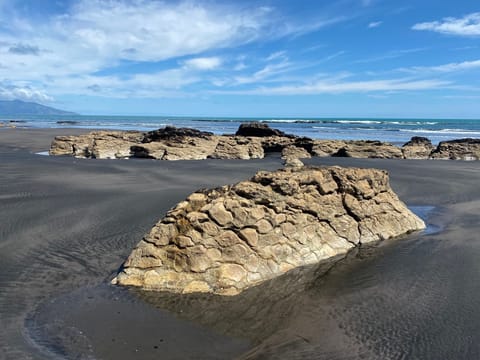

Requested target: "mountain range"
[{"left": 0, "top": 100, "right": 76, "bottom": 116}]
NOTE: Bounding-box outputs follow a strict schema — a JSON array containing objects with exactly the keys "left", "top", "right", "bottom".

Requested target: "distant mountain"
[{"left": 0, "top": 100, "right": 77, "bottom": 116}]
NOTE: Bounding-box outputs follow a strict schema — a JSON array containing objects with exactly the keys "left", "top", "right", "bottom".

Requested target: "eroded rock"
[
  {"left": 49, "top": 131, "right": 143, "bottom": 158},
  {"left": 235, "top": 122, "right": 290, "bottom": 137},
  {"left": 333, "top": 140, "right": 404, "bottom": 159},
  {"left": 402, "top": 136, "right": 435, "bottom": 159},
  {"left": 113, "top": 166, "right": 425, "bottom": 295},
  {"left": 209, "top": 136, "right": 264, "bottom": 160},
  {"left": 49, "top": 124, "right": 479, "bottom": 161},
  {"left": 430, "top": 138, "right": 480, "bottom": 160}
]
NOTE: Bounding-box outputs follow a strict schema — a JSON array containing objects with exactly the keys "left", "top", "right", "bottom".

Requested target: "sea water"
[{"left": 1, "top": 115, "right": 479, "bottom": 145}]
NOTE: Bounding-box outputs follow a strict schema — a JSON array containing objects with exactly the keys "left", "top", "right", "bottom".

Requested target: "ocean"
[{"left": 1, "top": 115, "right": 479, "bottom": 145}]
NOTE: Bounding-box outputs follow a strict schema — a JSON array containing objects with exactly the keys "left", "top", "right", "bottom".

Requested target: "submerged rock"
[{"left": 113, "top": 166, "right": 425, "bottom": 295}]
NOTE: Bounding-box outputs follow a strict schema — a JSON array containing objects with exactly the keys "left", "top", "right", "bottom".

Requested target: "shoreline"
[
  {"left": 1, "top": 128, "right": 479, "bottom": 359},
  {"left": 2, "top": 117, "right": 480, "bottom": 145}
]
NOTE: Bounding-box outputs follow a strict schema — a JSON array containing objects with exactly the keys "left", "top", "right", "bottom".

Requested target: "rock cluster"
[
  {"left": 113, "top": 166, "right": 425, "bottom": 295},
  {"left": 49, "top": 123, "right": 480, "bottom": 161},
  {"left": 430, "top": 138, "right": 480, "bottom": 160}
]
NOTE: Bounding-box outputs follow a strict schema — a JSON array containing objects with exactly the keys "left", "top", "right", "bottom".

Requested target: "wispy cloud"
[
  {"left": 412, "top": 12, "right": 480, "bottom": 36},
  {"left": 402, "top": 59, "right": 480, "bottom": 73},
  {"left": 0, "top": 0, "right": 351, "bottom": 102},
  {"left": 182, "top": 57, "right": 222, "bottom": 70},
  {"left": 265, "top": 51, "right": 287, "bottom": 61},
  {"left": 216, "top": 77, "right": 449, "bottom": 95},
  {"left": 354, "top": 48, "right": 427, "bottom": 64},
  {"left": 233, "top": 60, "right": 292, "bottom": 85},
  {"left": 368, "top": 21, "right": 382, "bottom": 28}
]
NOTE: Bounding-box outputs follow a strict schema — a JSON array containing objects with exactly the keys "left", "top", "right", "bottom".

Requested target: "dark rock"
[
  {"left": 403, "top": 136, "right": 432, "bottom": 147},
  {"left": 143, "top": 126, "right": 214, "bottom": 143},
  {"left": 235, "top": 122, "right": 291, "bottom": 137}
]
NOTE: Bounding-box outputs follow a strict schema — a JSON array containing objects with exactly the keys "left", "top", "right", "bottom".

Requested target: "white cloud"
[
  {"left": 182, "top": 57, "right": 222, "bottom": 70},
  {"left": 53, "top": 1, "right": 269, "bottom": 64},
  {"left": 234, "top": 60, "right": 292, "bottom": 85},
  {"left": 412, "top": 12, "right": 480, "bottom": 36},
  {"left": 368, "top": 21, "right": 382, "bottom": 28},
  {"left": 266, "top": 51, "right": 287, "bottom": 61},
  {"left": 402, "top": 59, "right": 480, "bottom": 73},
  {"left": 0, "top": 0, "right": 351, "bottom": 102},
  {"left": 0, "top": 82, "right": 53, "bottom": 102},
  {"left": 354, "top": 48, "right": 427, "bottom": 64},
  {"left": 218, "top": 77, "right": 449, "bottom": 95}
]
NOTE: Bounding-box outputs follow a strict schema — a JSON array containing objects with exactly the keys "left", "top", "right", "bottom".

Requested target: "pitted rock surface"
[{"left": 113, "top": 166, "right": 425, "bottom": 295}]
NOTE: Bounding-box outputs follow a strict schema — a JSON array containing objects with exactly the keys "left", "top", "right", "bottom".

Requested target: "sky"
[{"left": 0, "top": 0, "right": 479, "bottom": 118}]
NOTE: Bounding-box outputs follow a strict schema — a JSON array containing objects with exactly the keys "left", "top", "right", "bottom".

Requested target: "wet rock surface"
[{"left": 113, "top": 166, "right": 425, "bottom": 295}]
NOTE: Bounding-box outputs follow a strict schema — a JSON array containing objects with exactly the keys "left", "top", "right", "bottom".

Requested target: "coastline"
[{"left": 1, "top": 128, "right": 480, "bottom": 359}]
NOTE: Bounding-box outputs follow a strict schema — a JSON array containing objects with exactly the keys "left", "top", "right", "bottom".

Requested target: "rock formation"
[
  {"left": 281, "top": 145, "right": 311, "bottom": 160},
  {"left": 49, "top": 130, "right": 144, "bottom": 159},
  {"left": 49, "top": 124, "right": 480, "bottom": 161},
  {"left": 113, "top": 166, "right": 425, "bottom": 295},
  {"left": 333, "top": 140, "right": 404, "bottom": 159},
  {"left": 430, "top": 138, "right": 480, "bottom": 160},
  {"left": 235, "top": 122, "right": 291, "bottom": 137},
  {"left": 209, "top": 136, "right": 264, "bottom": 160},
  {"left": 401, "top": 136, "right": 435, "bottom": 159}
]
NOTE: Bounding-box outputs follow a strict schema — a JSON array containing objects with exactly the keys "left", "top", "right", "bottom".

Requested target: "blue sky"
[{"left": 0, "top": 0, "right": 479, "bottom": 118}]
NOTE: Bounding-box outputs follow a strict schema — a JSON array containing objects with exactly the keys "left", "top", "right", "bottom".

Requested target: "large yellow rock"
[{"left": 113, "top": 166, "right": 425, "bottom": 295}]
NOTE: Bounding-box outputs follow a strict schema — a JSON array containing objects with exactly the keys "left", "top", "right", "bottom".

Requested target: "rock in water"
[{"left": 113, "top": 166, "right": 425, "bottom": 295}]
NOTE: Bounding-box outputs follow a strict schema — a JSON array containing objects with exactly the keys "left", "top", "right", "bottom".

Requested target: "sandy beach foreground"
[{"left": 1, "top": 128, "right": 480, "bottom": 359}]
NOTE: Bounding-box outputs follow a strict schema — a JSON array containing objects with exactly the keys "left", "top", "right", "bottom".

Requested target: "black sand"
[{"left": 0, "top": 128, "right": 479, "bottom": 359}]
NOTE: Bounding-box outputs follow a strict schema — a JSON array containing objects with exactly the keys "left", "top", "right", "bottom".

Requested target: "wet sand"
[{"left": 0, "top": 128, "right": 479, "bottom": 359}]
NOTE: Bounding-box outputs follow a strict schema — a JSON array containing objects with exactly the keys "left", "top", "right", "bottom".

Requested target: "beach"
[{"left": 1, "top": 128, "right": 480, "bottom": 359}]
